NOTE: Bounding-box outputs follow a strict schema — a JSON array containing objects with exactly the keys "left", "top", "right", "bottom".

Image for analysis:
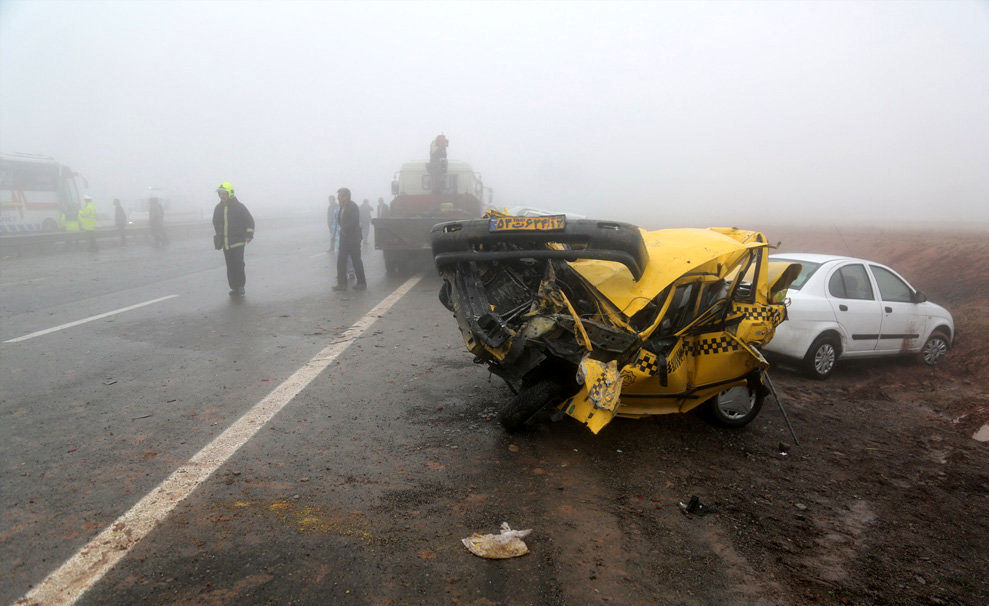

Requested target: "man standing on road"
[
  {"left": 212, "top": 182, "right": 255, "bottom": 296},
  {"left": 333, "top": 187, "right": 366, "bottom": 291},
  {"left": 79, "top": 195, "right": 98, "bottom": 252},
  {"left": 359, "top": 198, "right": 373, "bottom": 251},
  {"left": 113, "top": 198, "right": 127, "bottom": 245},
  {"left": 376, "top": 196, "right": 388, "bottom": 218}
]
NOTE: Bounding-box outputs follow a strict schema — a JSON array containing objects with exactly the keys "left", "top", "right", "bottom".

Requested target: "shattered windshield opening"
[{"left": 771, "top": 257, "right": 820, "bottom": 290}]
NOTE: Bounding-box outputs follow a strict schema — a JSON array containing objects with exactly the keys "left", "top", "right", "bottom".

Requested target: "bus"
[{"left": 0, "top": 153, "right": 85, "bottom": 233}]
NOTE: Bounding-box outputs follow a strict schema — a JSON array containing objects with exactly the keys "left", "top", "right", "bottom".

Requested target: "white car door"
[
  {"left": 825, "top": 263, "right": 882, "bottom": 353},
  {"left": 869, "top": 264, "right": 924, "bottom": 353}
]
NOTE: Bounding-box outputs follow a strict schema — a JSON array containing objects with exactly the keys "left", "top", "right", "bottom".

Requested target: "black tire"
[
  {"left": 702, "top": 383, "right": 765, "bottom": 428},
  {"left": 497, "top": 379, "right": 568, "bottom": 432},
  {"left": 438, "top": 281, "right": 453, "bottom": 311},
  {"left": 803, "top": 334, "right": 839, "bottom": 380},
  {"left": 42, "top": 218, "right": 59, "bottom": 232},
  {"left": 383, "top": 250, "right": 399, "bottom": 275},
  {"left": 919, "top": 330, "right": 950, "bottom": 366}
]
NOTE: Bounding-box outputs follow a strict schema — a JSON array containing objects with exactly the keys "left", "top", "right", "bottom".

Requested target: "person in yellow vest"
[
  {"left": 79, "top": 195, "right": 98, "bottom": 252},
  {"left": 62, "top": 204, "right": 80, "bottom": 232}
]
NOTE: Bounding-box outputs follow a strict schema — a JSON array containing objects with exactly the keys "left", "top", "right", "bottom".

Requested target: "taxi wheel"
[
  {"left": 804, "top": 335, "right": 839, "bottom": 380},
  {"left": 702, "top": 385, "right": 765, "bottom": 428},
  {"left": 498, "top": 379, "right": 567, "bottom": 432}
]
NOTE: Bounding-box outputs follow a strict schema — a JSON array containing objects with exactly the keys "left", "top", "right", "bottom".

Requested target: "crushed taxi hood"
[{"left": 568, "top": 228, "right": 766, "bottom": 318}]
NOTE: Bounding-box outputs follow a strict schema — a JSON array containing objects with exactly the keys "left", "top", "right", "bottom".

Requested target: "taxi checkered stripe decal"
[
  {"left": 733, "top": 304, "right": 784, "bottom": 323},
  {"left": 588, "top": 375, "right": 610, "bottom": 401},
  {"left": 632, "top": 351, "right": 660, "bottom": 375},
  {"left": 686, "top": 336, "right": 740, "bottom": 355},
  {"left": 631, "top": 345, "right": 688, "bottom": 376},
  {"left": 665, "top": 344, "right": 686, "bottom": 373}
]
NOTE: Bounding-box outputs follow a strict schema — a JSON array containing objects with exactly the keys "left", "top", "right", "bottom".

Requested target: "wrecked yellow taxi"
[{"left": 431, "top": 212, "right": 799, "bottom": 433}]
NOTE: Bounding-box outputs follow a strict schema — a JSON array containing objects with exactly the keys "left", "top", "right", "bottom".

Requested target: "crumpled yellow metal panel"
[
  {"left": 559, "top": 357, "right": 622, "bottom": 434},
  {"left": 569, "top": 228, "right": 765, "bottom": 317}
]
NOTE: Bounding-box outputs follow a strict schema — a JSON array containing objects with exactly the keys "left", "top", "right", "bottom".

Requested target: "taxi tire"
[
  {"left": 702, "top": 385, "right": 765, "bottom": 428},
  {"left": 498, "top": 379, "right": 567, "bottom": 432}
]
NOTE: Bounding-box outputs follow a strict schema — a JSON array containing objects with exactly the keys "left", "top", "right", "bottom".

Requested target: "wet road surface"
[{"left": 4, "top": 218, "right": 985, "bottom": 606}]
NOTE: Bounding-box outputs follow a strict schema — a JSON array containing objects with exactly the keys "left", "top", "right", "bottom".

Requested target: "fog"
[{"left": 2, "top": 0, "right": 988, "bottom": 228}]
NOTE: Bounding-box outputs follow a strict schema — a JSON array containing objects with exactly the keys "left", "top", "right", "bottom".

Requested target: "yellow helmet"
[{"left": 216, "top": 182, "right": 234, "bottom": 196}]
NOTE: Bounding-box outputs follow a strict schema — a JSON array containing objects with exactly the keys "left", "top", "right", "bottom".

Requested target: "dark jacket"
[
  {"left": 337, "top": 199, "right": 361, "bottom": 243},
  {"left": 114, "top": 205, "right": 127, "bottom": 227},
  {"left": 213, "top": 196, "right": 255, "bottom": 250}
]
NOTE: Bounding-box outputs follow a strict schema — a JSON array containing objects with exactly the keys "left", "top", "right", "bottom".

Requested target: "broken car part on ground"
[{"left": 432, "top": 211, "right": 801, "bottom": 433}]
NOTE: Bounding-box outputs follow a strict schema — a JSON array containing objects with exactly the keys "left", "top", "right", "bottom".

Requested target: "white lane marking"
[
  {"left": 309, "top": 251, "right": 330, "bottom": 258},
  {"left": 18, "top": 274, "right": 424, "bottom": 606},
  {"left": 4, "top": 295, "right": 180, "bottom": 343}
]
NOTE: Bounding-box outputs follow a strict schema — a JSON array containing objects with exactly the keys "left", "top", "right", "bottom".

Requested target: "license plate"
[{"left": 488, "top": 215, "right": 566, "bottom": 232}]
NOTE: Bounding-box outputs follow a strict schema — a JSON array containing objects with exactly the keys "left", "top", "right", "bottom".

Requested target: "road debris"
[
  {"left": 679, "top": 496, "right": 716, "bottom": 516},
  {"left": 461, "top": 522, "right": 532, "bottom": 559}
]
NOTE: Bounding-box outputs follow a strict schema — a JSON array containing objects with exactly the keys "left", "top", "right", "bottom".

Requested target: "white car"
[{"left": 764, "top": 253, "right": 954, "bottom": 379}]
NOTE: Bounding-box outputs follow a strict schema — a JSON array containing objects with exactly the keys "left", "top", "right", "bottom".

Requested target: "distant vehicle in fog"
[
  {"left": 0, "top": 153, "right": 86, "bottom": 233},
  {"left": 372, "top": 135, "right": 487, "bottom": 275},
  {"left": 764, "top": 253, "right": 954, "bottom": 379}
]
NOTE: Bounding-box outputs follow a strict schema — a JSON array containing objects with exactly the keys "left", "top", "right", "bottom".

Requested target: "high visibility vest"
[
  {"left": 62, "top": 213, "right": 80, "bottom": 231},
  {"left": 79, "top": 202, "right": 97, "bottom": 231}
]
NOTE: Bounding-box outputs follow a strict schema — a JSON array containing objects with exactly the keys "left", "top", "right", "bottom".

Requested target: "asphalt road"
[{"left": 9, "top": 217, "right": 955, "bottom": 606}]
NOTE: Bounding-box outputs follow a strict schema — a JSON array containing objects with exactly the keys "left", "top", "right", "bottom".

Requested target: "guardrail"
[{"left": 0, "top": 222, "right": 213, "bottom": 256}]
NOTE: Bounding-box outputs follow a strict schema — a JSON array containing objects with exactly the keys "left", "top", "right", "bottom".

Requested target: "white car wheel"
[
  {"left": 920, "top": 332, "right": 950, "bottom": 366},
  {"left": 804, "top": 335, "right": 838, "bottom": 380}
]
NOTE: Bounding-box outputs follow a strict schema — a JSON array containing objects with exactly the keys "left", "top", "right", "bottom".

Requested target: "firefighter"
[
  {"left": 212, "top": 182, "right": 255, "bottom": 296},
  {"left": 79, "top": 195, "right": 98, "bottom": 251},
  {"left": 332, "top": 187, "right": 366, "bottom": 291}
]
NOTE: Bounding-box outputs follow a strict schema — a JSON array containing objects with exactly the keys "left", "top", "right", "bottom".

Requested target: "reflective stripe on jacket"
[{"left": 212, "top": 196, "right": 255, "bottom": 250}]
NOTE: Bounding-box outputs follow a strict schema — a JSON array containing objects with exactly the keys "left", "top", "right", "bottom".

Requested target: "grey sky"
[{"left": 2, "top": 0, "right": 987, "bottom": 226}]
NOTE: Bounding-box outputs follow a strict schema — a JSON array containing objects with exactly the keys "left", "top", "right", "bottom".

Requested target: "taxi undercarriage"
[{"left": 431, "top": 213, "right": 799, "bottom": 434}]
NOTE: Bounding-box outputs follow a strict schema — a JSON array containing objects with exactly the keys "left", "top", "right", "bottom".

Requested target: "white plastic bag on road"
[{"left": 461, "top": 522, "right": 532, "bottom": 559}]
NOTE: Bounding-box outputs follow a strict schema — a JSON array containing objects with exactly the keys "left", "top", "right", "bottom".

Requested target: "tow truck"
[{"left": 372, "top": 136, "right": 487, "bottom": 274}]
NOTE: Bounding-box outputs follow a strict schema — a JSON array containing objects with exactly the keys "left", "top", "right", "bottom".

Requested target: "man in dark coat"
[
  {"left": 332, "top": 187, "right": 366, "bottom": 291},
  {"left": 212, "top": 181, "right": 255, "bottom": 296}
]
